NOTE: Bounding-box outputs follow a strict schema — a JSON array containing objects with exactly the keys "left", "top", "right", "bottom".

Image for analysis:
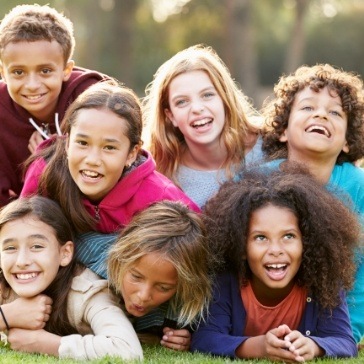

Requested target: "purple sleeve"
[
  {"left": 191, "top": 273, "right": 247, "bottom": 357},
  {"left": 309, "top": 290, "right": 358, "bottom": 357}
]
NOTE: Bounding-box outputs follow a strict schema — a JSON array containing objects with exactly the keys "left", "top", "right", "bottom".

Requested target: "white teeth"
[
  {"left": 26, "top": 95, "right": 42, "bottom": 100},
  {"left": 192, "top": 118, "right": 211, "bottom": 127},
  {"left": 16, "top": 272, "right": 37, "bottom": 280},
  {"left": 306, "top": 125, "right": 330, "bottom": 137},
  {"left": 267, "top": 264, "right": 286, "bottom": 269},
  {"left": 83, "top": 170, "right": 100, "bottom": 177}
]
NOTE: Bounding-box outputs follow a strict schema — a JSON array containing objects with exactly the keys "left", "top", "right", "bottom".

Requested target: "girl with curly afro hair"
[{"left": 191, "top": 166, "right": 360, "bottom": 361}]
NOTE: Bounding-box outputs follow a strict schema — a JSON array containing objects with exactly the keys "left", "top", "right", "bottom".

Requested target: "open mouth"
[
  {"left": 81, "top": 170, "right": 103, "bottom": 179},
  {"left": 191, "top": 117, "right": 212, "bottom": 129},
  {"left": 265, "top": 263, "right": 287, "bottom": 272},
  {"left": 24, "top": 93, "right": 46, "bottom": 101},
  {"left": 15, "top": 272, "right": 38, "bottom": 280},
  {"left": 305, "top": 125, "right": 331, "bottom": 137}
]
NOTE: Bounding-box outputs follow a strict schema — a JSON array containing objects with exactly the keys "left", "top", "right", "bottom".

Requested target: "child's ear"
[
  {"left": 342, "top": 140, "right": 349, "bottom": 154},
  {"left": 60, "top": 241, "right": 74, "bottom": 267},
  {"left": 126, "top": 144, "right": 140, "bottom": 167},
  {"left": 63, "top": 60, "right": 75, "bottom": 82},
  {"left": 279, "top": 130, "right": 288, "bottom": 143},
  {"left": 164, "top": 108, "right": 178, "bottom": 127},
  {"left": 0, "top": 62, "right": 6, "bottom": 83}
]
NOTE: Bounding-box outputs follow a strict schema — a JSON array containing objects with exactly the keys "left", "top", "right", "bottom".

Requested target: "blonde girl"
[{"left": 143, "top": 44, "right": 262, "bottom": 208}]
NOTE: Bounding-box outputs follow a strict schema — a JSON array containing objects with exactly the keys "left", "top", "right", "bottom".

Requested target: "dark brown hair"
[
  {"left": 262, "top": 64, "right": 364, "bottom": 163},
  {"left": 0, "top": 196, "right": 79, "bottom": 335},
  {"left": 203, "top": 164, "right": 359, "bottom": 309}
]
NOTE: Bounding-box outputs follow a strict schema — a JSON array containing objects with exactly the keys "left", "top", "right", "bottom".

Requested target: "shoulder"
[{"left": 70, "top": 268, "right": 108, "bottom": 295}]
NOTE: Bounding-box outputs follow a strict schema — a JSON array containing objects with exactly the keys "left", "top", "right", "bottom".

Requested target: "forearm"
[
  {"left": 8, "top": 328, "right": 61, "bottom": 356},
  {"left": 30, "top": 331, "right": 61, "bottom": 356},
  {"left": 235, "top": 336, "right": 266, "bottom": 359}
]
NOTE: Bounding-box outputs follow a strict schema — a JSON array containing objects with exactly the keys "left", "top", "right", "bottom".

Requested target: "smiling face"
[
  {"left": 0, "top": 215, "right": 73, "bottom": 298},
  {"left": 120, "top": 252, "right": 178, "bottom": 317},
  {"left": 280, "top": 86, "right": 349, "bottom": 164},
  {"left": 0, "top": 40, "right": 73, "bottom": 122},
  {"left": 165, "top": 70, "right": 226, "bottom": 150},
  {"left": 246, "top": 204, "right": 303, "bottom": 306},
  {"left": 67, "top": 107, "right": 138, "bottom": 202}
]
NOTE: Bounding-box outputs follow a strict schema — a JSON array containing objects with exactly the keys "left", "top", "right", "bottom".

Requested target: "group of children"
[{"left": 0, "top": 3, "right": 363, "bottom": 362}]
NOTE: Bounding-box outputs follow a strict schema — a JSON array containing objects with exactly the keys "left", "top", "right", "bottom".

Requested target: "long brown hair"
[
  {"left": 0, "top": 196, "right": 80, "bottom": 335},
  {"left": 24, "top": 81, "right": 143, "bottom": 233}
]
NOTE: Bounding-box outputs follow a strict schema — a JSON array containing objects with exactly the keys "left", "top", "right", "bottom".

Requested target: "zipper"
[{"left": 94, "top": 205, "right": 100, "bottom": 221}]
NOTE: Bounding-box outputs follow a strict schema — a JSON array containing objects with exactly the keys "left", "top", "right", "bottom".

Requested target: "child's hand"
[
  {"left": 3, "top": 295, "right": 52, "bottom": 330},
  {"left": 160, "top": 327, "right": 190, "bottom": 351},
  {"left": 7, "top": 328, "right": 60, "bottom": 356},
  {"left": 284, "top": 330, "right": 324, "bottom": 362},
  {"left": 28, "top": 131, "right": 45, "bottom": 154}
]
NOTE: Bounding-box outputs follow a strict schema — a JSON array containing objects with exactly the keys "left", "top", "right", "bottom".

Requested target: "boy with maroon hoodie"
[{"left": 0, "top": 4, "right": 109, "bottom": 206}]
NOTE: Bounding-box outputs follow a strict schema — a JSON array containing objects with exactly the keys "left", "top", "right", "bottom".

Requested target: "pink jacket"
[
  {"left": 0, "top": 67, "right": 108, "bottom": 206},
  {"left": 21, "top": 149, "right": 200, "bottom": 233}
]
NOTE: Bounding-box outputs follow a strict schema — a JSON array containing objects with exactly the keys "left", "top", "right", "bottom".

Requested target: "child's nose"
[
  {"left": 268, "top": 240, "right": 284, "bottom": 256},
  {"left": 137, "top": 285, "right": 152, "bottom": 302},
  {"left": 25, "top": 73, "right": 41, "bottom": 90},
  {"left": 314, "top": 107, "right": 328, "bottom": 120},
  {"left": 16, "top": 249, "right": 31, "bottom": 268},
  {"left": 191, "top": 100, "right": 205, "bottom": 113},
  {"left": 85, "top": 148, "right": 102, "bottom": 167}
]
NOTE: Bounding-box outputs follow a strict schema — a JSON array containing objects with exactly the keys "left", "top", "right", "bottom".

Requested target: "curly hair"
[
  {"left": 203, "top": 164, "right": 359, "bottom": 309},
  {"left": 0, "top": 4, "right": 75, "bottom": 65},
  {"left": 262, "top": 64, "right": 364, "bottom": 163},
  {"left": 142, "top": 44, "right": 259, "bottom": 183},
  {"left": 108, "top": 200, "right": 212, "bottom": 328}
]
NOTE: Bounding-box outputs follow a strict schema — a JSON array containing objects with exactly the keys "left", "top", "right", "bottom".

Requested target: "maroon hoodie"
[{"left": 0, "top": 66, "right": 108, "bottom": 206}]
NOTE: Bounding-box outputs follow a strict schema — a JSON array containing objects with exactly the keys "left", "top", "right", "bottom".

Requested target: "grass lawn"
[{"left": 0, "top": 344, "right": 363, "bottom": 363}]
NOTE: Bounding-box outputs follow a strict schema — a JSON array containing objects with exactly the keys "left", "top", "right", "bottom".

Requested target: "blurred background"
[{"left": 1, "top": 0, "right": 364, "bottom": 108}]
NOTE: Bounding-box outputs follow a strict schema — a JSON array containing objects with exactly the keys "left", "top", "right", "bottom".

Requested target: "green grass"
[{"left": 0, "top": 344, "right": 363, "bottom": 363}]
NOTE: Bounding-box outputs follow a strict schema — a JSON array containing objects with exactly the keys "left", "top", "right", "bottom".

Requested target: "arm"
[
  {"left": 347, "top": 249, "right": 364, "bottom": 343},
  {"left": 191, "top": 273, "right": 248, "bottom": 357},
  {"left": 308, "top": 290, "right": 358, "bottom": 357},
  {"left": 1, "top": 295, "right": 52, "bottom": 330},
  {"left": 59, "top": 272, "right": 143, "bottom": 360},
  {"left": 20, "top": 158, "right": 47, "bottom": 197}
]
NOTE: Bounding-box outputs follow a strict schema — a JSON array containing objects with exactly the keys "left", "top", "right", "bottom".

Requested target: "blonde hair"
[
  {"left": 108, "top": 200, "right": 212, "bottom": 327},
  {"left": 142, "top": 44, "right": 259, "bottom": 183}
]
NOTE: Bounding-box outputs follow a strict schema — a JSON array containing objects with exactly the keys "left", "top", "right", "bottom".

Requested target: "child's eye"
[
  {"left": 104, "top": 145, "right": 116, "bottom": 151},
  {"left": 175, "top": 99, "right": 187, "bottom": 107},
  {"left": 301, "top": 106, "right": 313, "bottom": 111},
  {"left": 158, "top": 285, "right": 173, "bottom": 293},
  {"left": 76, "top": 140, "right": 87, "bottom": 146},
  {"left": 130, "top": 273, "right": 142, "bottom": 281},
  {"left": 254, "top": 235, "right": 266, "bottom": 241},
  {"left": 12, "top": 70, "right": 24, "bottom": 76},
  {"left": 203, "top": 91, "right": 215, "bottom": 99},
  {"left": 330, "top": 110, "right": 342, "bottom": 117},
  {"left": 284, "top": 233, "right": 295, "bottom": 240},
  {"left": 41, "top": 68, "right": 52, "bottom": 75},
  {"left": 31, "top": 244, "right": 45, "bottom": 250},
  {"left": 2, "top": 245, "right": 16, "bottom": 252}
]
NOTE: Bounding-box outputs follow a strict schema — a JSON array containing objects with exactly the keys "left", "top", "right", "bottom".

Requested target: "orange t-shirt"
[{"left": 241, "top": 281, "right": 307, "bottom": 336}]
